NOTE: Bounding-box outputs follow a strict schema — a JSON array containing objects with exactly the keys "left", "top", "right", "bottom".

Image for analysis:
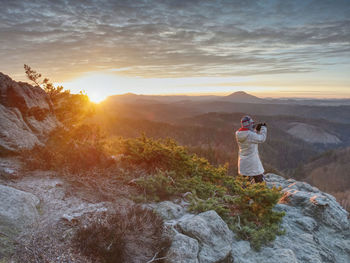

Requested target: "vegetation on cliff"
[{"left": 114, "top": 136, "right": 285, "bottom": 250}]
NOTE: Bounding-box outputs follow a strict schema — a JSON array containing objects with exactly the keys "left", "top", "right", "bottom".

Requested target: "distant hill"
[
  {"left": 171, "top": 100, "right": 350, "bottom": 124},
  {"left": 106, "top": 93, "right": 218, "bottom": 104},
  {"left": 297, "top": 147, "right": 350, "bottom": 191},
  {"left": 221, "top": 91, "right": 266, "bottom": 103}
]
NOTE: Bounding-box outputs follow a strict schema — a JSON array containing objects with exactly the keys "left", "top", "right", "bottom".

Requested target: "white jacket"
[{"left": 235, "top": 126, "right": 267, "bottom": 176}]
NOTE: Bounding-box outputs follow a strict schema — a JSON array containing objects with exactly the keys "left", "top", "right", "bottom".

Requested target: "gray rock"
[
  {"left": 61, "top": 203, "right": 108, "bottom": 223},
  {"left": 0, "top": 72, "right": 59, "bottom": 154},
  {"left": 178, "top": 210, "right": 233, "bottom": 263},
  {"left": 0, "top": 105, "right": 42, "bottom": 152},
  {"left": 0, "top": 184, "right": 40, "bottom": 257},
  {"left": 165, "top": 233, "right": 199, "bottom": 263},
  {"left": 277, "top": 176, "right": 349, "bottom": 232},
  {"left": 230, "top": 240, "right": 251, "bottom": 262},
  {"left": 294, "top": 216, "right": 317, "bottom": 232},
  {"left": 254, "top": 173, "right": 350, "bottom": 263},
  {"left": 231, "top": 243, "right": 298, "bottom": 263},
  {"left": 0, "top": 184, "right": 39, "bottom": 233},
  {"left": 154, "top": 201, "right": 185, "bottom": 220}
]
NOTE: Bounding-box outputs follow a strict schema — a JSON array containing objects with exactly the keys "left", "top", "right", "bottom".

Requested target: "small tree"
[
  {"left": 24, "top": 64, "right": 41, "bottom": 86},
  {"left": 24, "top": 64, "right": 69, "bottom": 101},
  {"left": 23, "top": 64, "right": 94, "bottom": 126}
]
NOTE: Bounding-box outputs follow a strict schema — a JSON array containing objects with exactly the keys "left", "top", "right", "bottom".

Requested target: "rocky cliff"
[{"left": 0, "top": 72, "right": 59, "bottom": 154}]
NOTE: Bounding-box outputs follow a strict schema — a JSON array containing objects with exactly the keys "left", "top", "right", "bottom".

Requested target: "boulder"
[
  {"left": 0, "top": 184, "right": 39, "bottom": 257},
  {"left": 154, "top": 201, "right": 185, "bottom": 221},
  {"left": 0, "top": 184, "right": 39, "bottom": 234},
  {"left": 165, "top": 233, "right": 199, "bottom": 263},
  {"left": 0, "top": 72, "right": 58, "bottom": 154},
  {"left": 178, "top": 210, "right": 233, "bottom": 263},
  {"left": 231, "top": 241, "right": 298, "bottom": 263}
]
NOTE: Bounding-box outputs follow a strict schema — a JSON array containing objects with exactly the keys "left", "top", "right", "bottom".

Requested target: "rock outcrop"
[
  {"left": 0, "top": 72, "right": 58, "bottom": 154},
  {"left": 0, "top": 184, "right": 39, "bottom": 234},
  {"left": 0, "top": 184, "right": 40, "bottom": 257},
  {"left": 178, "top": 211, "right": 233, "bottom": 263},
  {"left": 156, "top": 173, "right": 350, "bottom": 263}
]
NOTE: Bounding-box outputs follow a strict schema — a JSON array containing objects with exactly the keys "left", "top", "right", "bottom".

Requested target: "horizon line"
[{"left": 102, "top": 91, "right": 350, "bottom": 100}]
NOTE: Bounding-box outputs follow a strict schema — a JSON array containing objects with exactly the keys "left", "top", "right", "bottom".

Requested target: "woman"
[{"left": 235, "top": 116, "right": 267, "bottom": 183}]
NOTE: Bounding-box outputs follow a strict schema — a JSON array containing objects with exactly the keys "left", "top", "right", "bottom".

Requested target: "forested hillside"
[{"left": 295, "top": 147, "right": 350, "bottom": 210}]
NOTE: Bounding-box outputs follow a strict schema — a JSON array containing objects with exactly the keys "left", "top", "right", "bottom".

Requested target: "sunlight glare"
[
  {"left": 59, "top": 72, "right": 251, "bottom": 99},
  {"left": 59, "top": 73, "right": 134, "bottom": 103}
]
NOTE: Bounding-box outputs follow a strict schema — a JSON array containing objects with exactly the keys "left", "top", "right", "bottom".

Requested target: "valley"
[{"left": 92, "top": 92, "right": 350, "bottom": 209}]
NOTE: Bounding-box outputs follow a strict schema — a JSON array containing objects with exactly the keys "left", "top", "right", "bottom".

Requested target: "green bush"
[
  {"left": 115, "top": 135, "right": 227, "bottom": 182},
  {"left": 116, "top": 136, "right": 285, "bottom": 250},
  {"left": 134, "top": 170, "right": 177, "bottom": 201}
]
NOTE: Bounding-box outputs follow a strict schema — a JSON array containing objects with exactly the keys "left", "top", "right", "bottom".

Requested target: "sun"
[
  {"left": 59, "top": 73, "right": 134, "bottom": 103},
  {"left": 87, "top": 92, "right": 108, "bottom": 103}
]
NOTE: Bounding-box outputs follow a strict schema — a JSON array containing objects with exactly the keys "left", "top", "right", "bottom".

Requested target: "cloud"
[{"left": 0, "top": 0, "right": 349, "bottom": 81}]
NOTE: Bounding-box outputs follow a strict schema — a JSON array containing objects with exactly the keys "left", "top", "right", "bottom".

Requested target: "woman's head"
[{"left": 241, "top": 115, "right": 254, "bottom": 130}]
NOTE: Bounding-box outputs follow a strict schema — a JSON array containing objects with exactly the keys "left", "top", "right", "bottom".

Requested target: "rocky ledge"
[
  {"left": 0, "top": 172, "right": 349, "bottom": 262},
  {"left": 152, "top": 173, "right": 350, "bottom": 263}
]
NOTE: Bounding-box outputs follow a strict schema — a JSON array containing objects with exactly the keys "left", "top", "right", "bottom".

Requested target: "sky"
[{"left": 1, "top": 0, "right": 349, "bottom": 102}]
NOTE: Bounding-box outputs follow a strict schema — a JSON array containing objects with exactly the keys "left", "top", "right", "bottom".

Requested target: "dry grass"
[{"left": 73, "top": 206, "right": 170, "bottom": 263}]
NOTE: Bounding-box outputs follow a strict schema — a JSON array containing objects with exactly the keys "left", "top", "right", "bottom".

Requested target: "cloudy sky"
[{"left": 1, "top": 0, "right": 349, "bottom": 100}]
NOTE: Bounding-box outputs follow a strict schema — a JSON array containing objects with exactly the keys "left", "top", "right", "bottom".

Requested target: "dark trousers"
[{"left": 244, "top": 174, "right": 264, "bottom": 183}]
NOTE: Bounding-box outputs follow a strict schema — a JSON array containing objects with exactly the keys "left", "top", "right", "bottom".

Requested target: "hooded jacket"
[{"left": 235, "top": 126, "right": 267, "bottom": 176}]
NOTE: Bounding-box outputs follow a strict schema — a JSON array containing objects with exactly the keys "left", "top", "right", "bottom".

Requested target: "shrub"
[
  {"left": 115, "top": 135, "right": 227, "bottom": 182},
  {"left": 73, "top": 206, "right": 170, "bottom": 263},
  {"left": 115, "top": 136, "right": 285, "bottom": 250},
  {"left": 23, "top": 124, "right": 112, "bottom": 173},
  {"left": 132, "top": 170, "right": 177, "bottom": 201}
]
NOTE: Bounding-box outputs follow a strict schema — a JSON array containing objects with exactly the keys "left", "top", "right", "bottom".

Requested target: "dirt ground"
[{"left": 0, "top": 157, "right": 135, "bottom": 262}]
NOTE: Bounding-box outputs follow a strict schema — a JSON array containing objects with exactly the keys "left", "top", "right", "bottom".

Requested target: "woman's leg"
[{"left": 253, "top": 174, "right": 264, "bottom": 183}]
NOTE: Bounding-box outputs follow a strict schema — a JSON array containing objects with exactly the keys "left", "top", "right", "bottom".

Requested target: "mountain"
[{"left": 222, "top": 91, "right": 266, "bottom": 103}]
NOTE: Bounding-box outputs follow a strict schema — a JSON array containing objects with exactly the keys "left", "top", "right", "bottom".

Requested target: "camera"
[{"left": 255, "top": 122, "right": 266, "bottom": 132}]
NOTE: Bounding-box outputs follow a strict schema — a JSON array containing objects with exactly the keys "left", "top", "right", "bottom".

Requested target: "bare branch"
[{"left": 146, "top": 251, "right": 167, "bottom": 263}]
